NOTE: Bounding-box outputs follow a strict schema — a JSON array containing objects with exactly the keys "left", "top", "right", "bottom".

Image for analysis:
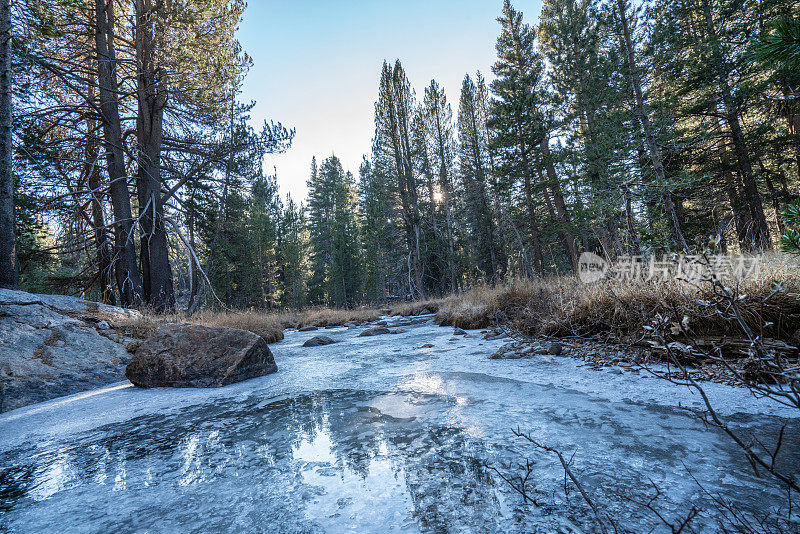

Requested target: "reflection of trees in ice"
[
  {"left": 0, "top": 390, "right": 511, "bottom": 532},
  {"left": 2, "top": 385, "right": 798, "bottom": 532}
]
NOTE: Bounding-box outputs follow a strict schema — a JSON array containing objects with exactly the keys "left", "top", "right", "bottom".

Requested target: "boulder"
[
  {"left": 302, "top": 335, "right": 338, "bottom": 347},
  {"left": 483, "top": 330, "right": 506, "bottom": 341},
  {"left": 490, "top": 342, "right": 529, "bottom": 360},
  {"left": 298, "top": 326, "right": 318, "bottom": 332},
  {"left": 359, "top": 327, "right": 392, "bottom": 337},
  {"left": 548, "top": 342, "right": 564, "bottom": 356},
  {"left": 0, "top": 288, "right": 140, "bottom": 412},
  {"left": 453, "top": 328, "right": 467, "bottom": 336},
  {"left": 125, "top": 324, "right": 277, "bottom": 388}
]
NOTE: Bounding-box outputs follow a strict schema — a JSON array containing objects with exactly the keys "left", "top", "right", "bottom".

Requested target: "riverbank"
[
  {"left": 3, "top": 254, "right": 797, "bottom": 412},
  {"left": 119, "top": 253, "right": 800, "bottom": 369}
]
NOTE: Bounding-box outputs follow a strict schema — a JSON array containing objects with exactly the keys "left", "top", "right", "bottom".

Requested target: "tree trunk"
[
  {"left": 94, "top": 0, "right": 142, "bottom": 305},
  {"left": 0, "top": 0, "right": 15, "bottom": 290},
  {"left": 85, "top": 117, "right": 114, "bottom": 304},
  {"left": 83, "top": 46, "right": 115, "bottom": 305},
  {"left": 623, "top": 181, "right": 641, "bottom": 256},
  {"left": 617, "top": 0, "right": 688, "bottom": 253},
  {"left": 135, "top": 0, "right": 174, "bottom": 312},
  {"left": 760, "top": 163, "right": 785, "bottom": 236}
]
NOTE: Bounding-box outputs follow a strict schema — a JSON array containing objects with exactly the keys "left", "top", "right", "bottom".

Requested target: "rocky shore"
[{"left": 0, "top": 289, "right": 143, "bottom": 412}]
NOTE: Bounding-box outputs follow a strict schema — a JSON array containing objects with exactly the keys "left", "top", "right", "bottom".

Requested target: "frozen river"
[{"left": 1, "top": 315, "right": 798, "bottom": 532}]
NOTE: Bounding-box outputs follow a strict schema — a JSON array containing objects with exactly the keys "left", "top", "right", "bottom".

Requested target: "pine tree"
[
  {"left": 0, "top": 0, "right": 14, "bottom": 289},
  {"left": 358, "top": 157, "right": 400, "bottom": 303},
  {"left": 539, "top": 0, "right": 625, "bottom": 259},
  {"left": 373, "top": 60, "right": 426, "bottom": 299},
  {"left": 650, "top": 0, "right": 775, "bottom": 251},
  {"left": 306, "top": 155, "right": 361, "bottom": 307},
  {"left": 277, "top": 195, "right": 308, "bottom": 309},
  {"left": 458, "top": 74, "right": 505, "bottom": 283},
  {"left": 421, "top": 79, "right": 458, "bottom": 291},
  {"left": 306, "top": 157, "right": 329, "bottom": 305},
  {"left": 489, "top": 0, "right": 546, "bottom": 275}
]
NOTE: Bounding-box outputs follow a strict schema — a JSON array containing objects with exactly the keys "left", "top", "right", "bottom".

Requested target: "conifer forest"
[{"left": 1, "top": 0, "right": 798, "bottom": 311}]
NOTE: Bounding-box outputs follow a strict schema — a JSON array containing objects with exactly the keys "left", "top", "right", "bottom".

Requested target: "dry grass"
[
  {"left": 189, "top": 309, "right": 291, "bottom": 343},
  {"left": 115, "top": 314, "right": 175, "bottom": 341},
  {"left": 115, "top": 254, "right": 800, "bottom": 348},
  {"left": 116, "top": 307, "right": 383, "bottom": 344},
  {"left": 296, "top": 308, "right": 381, "bottom": 328},
  {"left": 436, "top": 253, "right": 800, "bottom": 343},
  {"left": 389, "top": 299, "right": 443, "bottom": 316}
]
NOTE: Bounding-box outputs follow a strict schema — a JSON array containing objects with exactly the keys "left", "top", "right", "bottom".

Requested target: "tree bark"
[
  {"left": 622, "top": 181, "right": 641, "bottom": 256},
  {"left": 85, "top": 114, "right": 114, "bottom": 304},
  {"left": 95, "top": 0, "right": 142, "bottom": 305},
  {"left": 135, "top": 0, "right": 174, "bottom": 312},
  {"left": 0, "top": 0, "right": 16, "bottom": 290}
]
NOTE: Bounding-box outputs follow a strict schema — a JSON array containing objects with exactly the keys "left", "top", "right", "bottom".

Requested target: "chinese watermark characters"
[{"left": 578, "top": 252, "right": 761, "bottom": 284}]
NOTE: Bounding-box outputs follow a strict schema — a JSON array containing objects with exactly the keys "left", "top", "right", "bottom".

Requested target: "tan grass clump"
[
  {"left": 189, "top": 309, "right": 292, "bottom": 343},
  {"left": 296, "top": 307, "right": 381, "bottom": 328},
  {"left": 432, "top": 255, "right": 800, "bottom": 343},
  {"left": 115, "top": 314, "right": 178, "bottom": 340},
  {"left": 390, "top": 299, "right": 444, "bottom": 316}
]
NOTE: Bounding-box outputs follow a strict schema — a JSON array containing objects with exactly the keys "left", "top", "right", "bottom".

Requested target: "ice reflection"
[{"left": 0, "top": 390, "right": 507, "bottom": 532}]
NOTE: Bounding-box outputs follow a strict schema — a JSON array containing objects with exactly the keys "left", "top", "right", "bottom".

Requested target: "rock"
[
  {"left": 359, "top": 327, "right": 392, "bottom": 337},
  {"left": 490, "top": 348, "right": 526, "bottom": 360},
  {"left": 453, "top": 328, "right": 467, "bottom": 336},
  {"left": 419, "top": 343, "right": 435, "bottom": 349},
  {"left": 126, "top": 340, "right": 142, "bottom": 354},
  {"left": 490, "top": 341, "right": 531, "bottom": 360},
  {"left": 96, "top": 320, "right": 111, "bottom": 330},
  {"left": 0, "top": 288, "right": 140, "bottom": 321},
  {"left": 298, "top": 326, "right": 318, "bottom": 332},
  {"left": 125, "top": 324, "right": 277, "bottom": 388},
  {"left": 375, "top": 320, "right": 389, "bottom": 326},
  {"left": 0, "top": 288, "right": 139, "bottom": 412},
  {"left": 302, "top": 335, "right": 338, "bottom": 347},
  {"left": 529, "top": 342, "right": 565, "bottom": 357},
  {"left": 419, "top": 309, "right": 433, "bottom": 315}
]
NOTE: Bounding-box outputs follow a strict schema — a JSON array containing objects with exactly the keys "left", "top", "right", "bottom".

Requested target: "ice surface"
[{"left": 1, "top": 316, "right": 798, "bottom": 532}]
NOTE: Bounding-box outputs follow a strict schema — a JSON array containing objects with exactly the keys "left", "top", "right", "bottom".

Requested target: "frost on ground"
[{"left": 1, "top": 316, "right": 798, "bottom": 533}]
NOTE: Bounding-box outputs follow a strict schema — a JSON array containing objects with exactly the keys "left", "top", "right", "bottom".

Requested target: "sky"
[{"left": 238, "top": 0, "right": 544, "bottom": 203}]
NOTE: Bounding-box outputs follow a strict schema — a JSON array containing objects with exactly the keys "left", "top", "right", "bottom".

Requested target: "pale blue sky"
[{"left": 238, "top": 0, "right": 544, "bottom": 202}]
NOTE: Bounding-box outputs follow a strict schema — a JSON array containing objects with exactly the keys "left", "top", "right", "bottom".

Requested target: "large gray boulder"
[
  {"left": 126, "top": 324, "right": 277, "bottom": 388},
  {"left": 0, "top": 289, "right": 140, "bottom": 412}
]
